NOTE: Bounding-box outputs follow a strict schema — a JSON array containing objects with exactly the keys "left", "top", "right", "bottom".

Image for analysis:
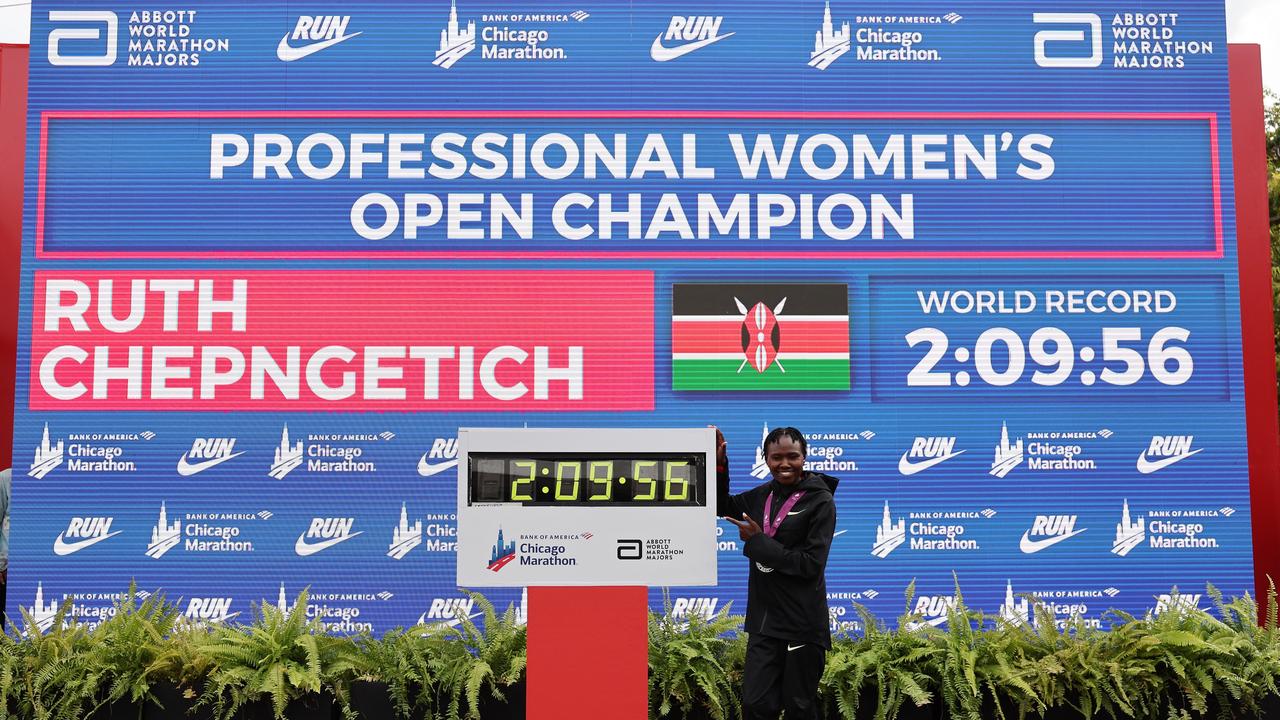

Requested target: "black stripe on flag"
[{"left": 672, "top": 283, "right": 847, "bottom": 316}]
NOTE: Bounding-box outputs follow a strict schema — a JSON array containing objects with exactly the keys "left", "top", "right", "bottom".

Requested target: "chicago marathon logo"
[
  {"left": 489, "top": 528, "right": 516, "bottom": 572},
  {"left": 1112, "top": 499, "right": 1228, "bottom": 556},
  {"left": 29, "top": 423, "right": 149, "bottom": 478},
  {"left": 990, "top": 422, "right": 1110, "bottom": 478}
]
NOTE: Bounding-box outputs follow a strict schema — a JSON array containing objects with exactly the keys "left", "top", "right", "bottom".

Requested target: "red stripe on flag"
[{"left": 672, "top": 320, "right": 849, "bottom": 354}]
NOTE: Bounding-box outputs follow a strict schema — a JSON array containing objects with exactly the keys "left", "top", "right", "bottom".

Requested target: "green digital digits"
[
  {"left": 511, "top": 460, "right": 535, "bottom": 501},
  {"left": 555, "top": 461, "right": 581, "bottom": 500},
  {"left": 589, "top": 461, "right": 613, "bottom": 500},
  {"left": 633, "top": 460, "right": 658, "bottom": 500},
  {"left": 665, "top": 461, "right": 689, "bottom": 500}
]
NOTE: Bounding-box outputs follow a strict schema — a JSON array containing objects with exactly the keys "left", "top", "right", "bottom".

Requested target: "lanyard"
[{"left": 762, "top": 490, "right": 806, "bottom": 538}]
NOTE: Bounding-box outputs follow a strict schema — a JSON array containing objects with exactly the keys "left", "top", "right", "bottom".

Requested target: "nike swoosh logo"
[
  {"left": 787, "top": 644, "right": 805, "bottom": 652},
  {"left": 1018, "top": 528, "right": 1086, "bottom": 554},
  {"left": 417, "top": 611, "right": 483, "bottom": 627},
  {"left": 418, "top": 456, "right": 459, "bottom": 477},
  {"left": 787, "top": 509, "right": 805, "bottom": 516},
  {"left": 1135, "top": 448, "right": 1202, "bottom": 474},
  {"left": 176, "top": 451, "right": 245, "bottom": 476},
  {"left": 898, "top": 450, "right": 966, "bottom": 476},
  {"left": 53, "top": 531, "right": 122, "bottom": 555},
  {"left": 294, "top": 532, "right": 362, "bottom": 556},
  {"left": 833, "top": 529, "right": 848, "bottom": 537},
  {"left": 276, "top": 31, "right": 362, "bottom": 62},
  {"left": 649, "top": 32, "right": 735, "bottom": 61}
]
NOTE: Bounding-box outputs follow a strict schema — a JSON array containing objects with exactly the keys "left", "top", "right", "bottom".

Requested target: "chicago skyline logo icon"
[
  {"left": 489, "top": 528, "right": 516, "bottom": 572},
  {"left": 671, "top": 283, "right": 850, "bottom": 391}
]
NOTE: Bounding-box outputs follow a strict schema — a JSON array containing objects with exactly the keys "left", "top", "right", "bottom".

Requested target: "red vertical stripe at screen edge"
[
  {"left": 1228, "top": 46, "right": 1280, "bottom": 609},
  {"left": 33, "top": 110, "right": 1224, "bottom": 260}
]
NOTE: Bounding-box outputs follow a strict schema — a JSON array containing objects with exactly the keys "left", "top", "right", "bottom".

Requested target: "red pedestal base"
[{"left": 527, "top": 586, "right": 649, "bottom": 720}]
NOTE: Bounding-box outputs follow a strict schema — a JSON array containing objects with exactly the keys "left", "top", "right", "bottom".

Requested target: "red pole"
[
  {"left": 0, "top": 43, "right": 29, "bottom": 472},
  {"left": 1228, "top": 44, "right": 1280, "bottom": 611}
]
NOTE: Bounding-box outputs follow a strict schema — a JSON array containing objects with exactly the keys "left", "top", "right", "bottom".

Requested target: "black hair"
[{"left": 762, "top": 426, "right": 807, "bottom": 455}]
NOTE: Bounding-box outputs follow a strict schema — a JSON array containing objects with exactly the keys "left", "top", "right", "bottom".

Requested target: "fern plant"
[
  {"left": 86, "top": 583, "right": 184, "bottom": 712},
  {"left": 194, "top": 588, "right": 339, "bottom": 720},
  {"left": 647, "top": 593, "right": 743, "bottom": 720},
  {"left": 442, "top": 591, "right": 527, "bottom": 720},
  {"left": 5, "top": 598, "right": 95, "bottom": 720},
  {"left": 820, "top": 585, "right": 940, "bottom": 720},
  {"left": 348, "top": 626, "right": 469, "bottom": 720}
]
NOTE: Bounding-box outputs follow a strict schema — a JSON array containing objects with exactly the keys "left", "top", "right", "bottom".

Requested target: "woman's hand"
[{"left": 725, "top": 512, "right": 762, "bottom": 541}]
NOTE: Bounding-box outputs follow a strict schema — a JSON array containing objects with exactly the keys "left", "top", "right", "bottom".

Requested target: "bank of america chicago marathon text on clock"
[{"left": 206, "top": 130, "right": 1059, "bottom": 242}]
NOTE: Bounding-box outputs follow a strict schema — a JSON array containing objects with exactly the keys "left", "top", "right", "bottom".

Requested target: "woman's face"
[{"left": 765, "top": 436, "right": 806, "bottom": 485}]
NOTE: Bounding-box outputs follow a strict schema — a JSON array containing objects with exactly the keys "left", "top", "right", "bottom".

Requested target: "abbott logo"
[
  {"left": 48, "top": 11, "right": 118, "bottom": 67},
  {"left": 1033, "top": 13, "right": 1101, "bottom": 68}
]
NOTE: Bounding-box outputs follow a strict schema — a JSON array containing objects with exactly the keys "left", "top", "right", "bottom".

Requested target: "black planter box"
[
  {"left": 143, "top": 683, "right": 214, "bottom": 720},
  {"left": 232, "top": 692, "right": 336, "bottom": 719}
]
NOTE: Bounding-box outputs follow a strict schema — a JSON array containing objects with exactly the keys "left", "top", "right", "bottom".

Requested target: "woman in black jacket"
[{"left": 718, "top": 426, "right": 838, "bottom": 720}]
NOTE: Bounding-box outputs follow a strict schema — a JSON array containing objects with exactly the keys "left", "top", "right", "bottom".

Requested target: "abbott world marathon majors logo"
[
  {"left": 47, "top": 10, "right": 231, "bottom": 68},
  {"left": 871, "top": 501, "right": 995, "bottom": 558},
  {"left": 274, "top": 585, "right": 392, "bottom": 634},
  {"left": 145, "top": 502, "right": 271, "bottom": 559},
  {"left": 29, "top": 423, "right": 152, "bottom": 479},
  {"left": 388, "top": 503, "right": 457, "bottom": 559},
  {"left": 997, "top": 581, "right": 1118, "bottom": 629},
  {"left": 432, "top": 0, "right": 588, "bottom": 69},
  {"left": 813, "top": 5, "right": 960, "bottom": 68},
  {"left": 989, "top": 422, "right": 1111, "bottom": 478},
  {"left": 1032, "top": 11, "right": 1214, "bottom": 70},
  {"left": 267, "top": 425, "right": 394, "bottom": 480},
  {"left": 1111, "top": 499, "right": 1230, "bottom": 557}
]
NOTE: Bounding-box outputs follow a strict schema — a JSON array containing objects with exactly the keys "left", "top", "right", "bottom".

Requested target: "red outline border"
[{"left": 35, "top": 110, "right": 1225, "bottom": 260}]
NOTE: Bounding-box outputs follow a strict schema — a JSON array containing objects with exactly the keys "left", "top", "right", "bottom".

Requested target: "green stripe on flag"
[{"left": 672, "top": 359, "right": 850, "bottom": 391}]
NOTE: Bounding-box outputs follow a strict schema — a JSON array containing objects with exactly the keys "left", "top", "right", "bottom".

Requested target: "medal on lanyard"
[{"left": 762, "top": 491, "right": 806, "bottom": 538}]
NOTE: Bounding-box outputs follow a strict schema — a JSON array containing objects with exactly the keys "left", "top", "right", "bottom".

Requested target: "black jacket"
[{"left": 717, "top": 467, "right": 838, "bottom": 648}]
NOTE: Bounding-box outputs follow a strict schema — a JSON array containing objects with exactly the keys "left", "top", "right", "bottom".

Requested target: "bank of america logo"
[
  {"left": 146, "top": 503, "right": 182, "bottom": 559},
  {"left": 898, "top": 436, "right": 965, "bottom": 476},
  {"left": 269, "top": 425, "right": 304, "bottom": 479},
  {"left": 388, "top": 503, "right": 423, "bottom": 560},
  {"left": 433, "top": 0, "right": 475, "bottom": 69},
  {"left": 990, "top": 422, "right": 1024, "bottom": 478},
  {"left": 871, "top": 502, "right": 905, "bottom": 558},
  {"left": 671, "top": 284, "right": 850, "bottom": 391},
  {"left": 808, "top": 1, "right": 850, "bottom": 70},
  {"left": 1112, "top": 499, "right": 1146, "bottom": 556},
  {"left": 570, "top": 10, "right": 589, "bottom": 21},
  {"left": 1136, "top": 435, "right": 1202, "bottom": 474},
  {"left": 29, "top": 424, "right": 65, "bottom": 479},
  {"left": 489, "top": 528, "right": 516, "bottom": 572}
]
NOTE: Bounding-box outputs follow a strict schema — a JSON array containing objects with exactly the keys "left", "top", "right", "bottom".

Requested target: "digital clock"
[
  {"left": 469, "top": 453, "right": 706, "bottom": 506},
  {"left": 456, "top": 427, "right": 716, "bottom": 587}
]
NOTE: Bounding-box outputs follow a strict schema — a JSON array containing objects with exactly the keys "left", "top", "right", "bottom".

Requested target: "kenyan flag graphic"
[{"left": 671, "top": 284, "right": 850, "bottom": 391}]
